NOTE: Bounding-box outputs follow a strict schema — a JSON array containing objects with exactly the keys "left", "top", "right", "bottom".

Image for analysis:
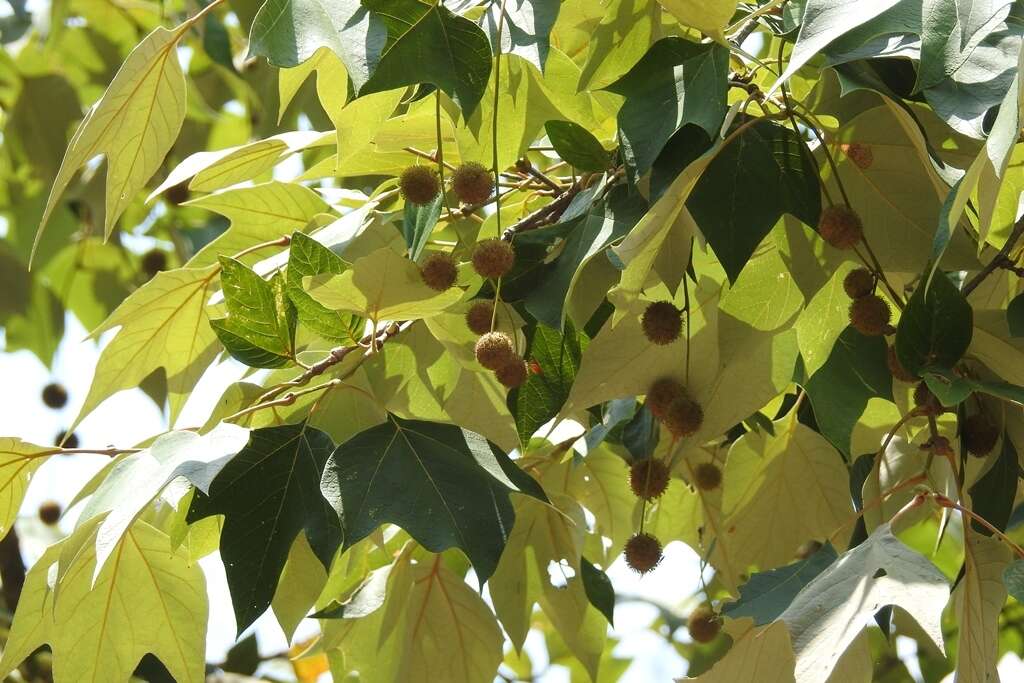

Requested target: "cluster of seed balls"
[
  {"left": 400, "top": 163, "right": 529, "bottom": 388},
  {"left": 38, "top": 383, "right": 73, "bottom": 527}
]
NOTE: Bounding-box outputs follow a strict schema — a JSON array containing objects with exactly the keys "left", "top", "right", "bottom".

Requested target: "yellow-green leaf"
[
  {"left": 954, "top": 533, "right": 1011, "bottom": 683},
  {"left": 657, "top": 0, "right": 736, "bottom": 43},
  {"left": 682, "top": 621, "right": 796, "bottom": 682},
  {"left": 0, "top": 437, "right": 51, "bottom": 539}
]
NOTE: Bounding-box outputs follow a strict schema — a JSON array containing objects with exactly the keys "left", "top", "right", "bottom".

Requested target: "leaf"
[
  {"left": 1008, "top": 292, "right": 1024, "bottom": 337},
  {"left": 306, "top": 246, "right": 464, "bottom": 321},
  {"left": 80, "top": 423, "right": 250, "bottom": 579},
  {"left": 0, "top": 520, "right": 207, "bottom": 683},
  {"left": 967, "top": 437, "right": 1017, "bottom": 535},
  {"left": 0, "top": 437, "right": 51, "bottom": 539},
  {"left": 71, "top": 265, "right": 220, "bottom": 430},
  {"left": 681, "top": 621, "right": 796, "bottom": 682},
  {"left": 954, "top": 534, "right": 1011, "bottom": 683},
  {"left": 777, "top": 522, "right": 949, "bottom": 683},
  {"left": 319, "top": 416, "right": 547, "bottom": 583},
  {"left": 33, "top": 25, "right": 188, "bottom": 259},
  {"left": 1003, "top": 559, "right": 1024, "bottom": 602},
  {"left": 403, "top": 193, "right": 442, "bottom": 261},
  {"left": 484, "top": 0, "right": 561, "bottom": 72},
  {"left": 723, "top": 545, "right": 839, "bottom": 625},
  {"left": 795, "top": 262, "right": 860, "bottom": 377},
  {"left": 605, "top": 38, "right": 729, "bottom": 180},
  {"left": 578, "top": 0, "right": 662, "bottom": 91},
  {"left": 580, "top": 557, "right": 615, "bottom": 625},
  {"left": 544, "top": 120, "right": 612, "bottom": 172},
  {"left": 687, "top": 120, "right": 821, "bottom": 282},
  {"left": 272, "top": 532, "right": 328, "bottom": 643},
  {"left": 285, "top": 231, "right": 363, "bottom": 343},
  {"left": 919, "top": 0, "right": 1013, "bottom": 89},
  {"left": 895, "top": 270, "right": 973, "bottom": 376},
  {"left": 211, "top": 258, "right": 296, "bottom": 368},
  {"left": 657, "top": 0, "right": 736, "bottom": 42},
  {"left": 187, "top": 422, "right": 342, "bottom": 633},
  {"left": 510, "top": 320, "right": 587, "bottom": 442},
  {"left": 361, "top": 0, "right": 493, "bottom": 117}
]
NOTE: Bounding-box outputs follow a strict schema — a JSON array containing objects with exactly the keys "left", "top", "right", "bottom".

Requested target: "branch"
[
  {"left": 501, "top": 182, "right": 585, "bottom": 240},
  {"left": 963, "top": 217, "right": 1024, "bottom": 296}
]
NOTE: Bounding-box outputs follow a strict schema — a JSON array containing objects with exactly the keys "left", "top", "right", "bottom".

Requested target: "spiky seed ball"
[
  {"left": 399, "top": 165, "right": 440, "bottom": 205},
  {"left": 55, "top": 431, "right": 78, "bottom": 449},
  {"left": 419, "top": 252, "right": 458, "bottom": 291},
  {"left": 795, "top": 540, "right": 823, "bottom": 560},
  {"left": 38, "top": 501, "right": 61, "bottom": 526},
  {"left": 475, "top": 331, "right": 516, "bottom": 370},
  {"left": 843, "top": 268, "right": 874, "bottom": 299},
  {"left": 141, "top": 249, "right": 168, "bottom": 278},
  {"left": 930, "top": 435, "right": 954, "bottom": 457},
  {"left": 887, "top": 344, "right": 917, "bottom": 382},
  {"left": 687, "top": 605, "right": 721, "bottom": 643},
  {"left": 465, "top": 301, "right": 495, "bottom": 335},
  {"left": 646, "top": 377, "right": 684, "bottom": 418},
  {"left": 41, "top": 383, "right": 68, "bottom": 409},
  {"left": 624, "top": 533, "right": 663, "bottom": 575},
  {"left": 913, "top": 381, "right": 944, "bottom": 416},
  {"left": 164, "top": 182, "right": 190, "bottom": 206},
  {"left": 663, "top": 397, "right": 704, "bottom": 438},
  {"left": 495, "top": 358, "right": 528, "bottom": 389},
  {"left": 818, "top": 205, "right": 864, "bottom": 249},
  {"left": 693, "top": 462, "right": 722, "bottom": 491},
  {"left": 962, "top": 413, "right": 999, "bottom": 457},
  {"left": 641, "top": 301, "right": 683, "bottom": 345},
  {"left": 471, "top": 238, "right": 515, "bottom": 279},
  {"left": 849, "top": 294, "right": 891, "bottom": 336},
  {"left": 629, "top": 458, "right": 671, "bottom": 500},
  {"left": 451, "top": 162, "right": 493, "bottom": 205}
]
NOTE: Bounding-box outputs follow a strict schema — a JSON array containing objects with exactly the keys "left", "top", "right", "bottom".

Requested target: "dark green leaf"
[
  {"left": 319, "top": 416, "right": 547, "bottom": 583},
  {"left": 923, "top": 367, "right": 1024, "bottom": 407},
  {"left": 895, "top": 270, "right": 973, "bottom": 376},
  {"left": 967, "top": 436, "right": 1017, "bottom": 535},
  {"left": 581, "top": 557, "right": 615, "bottom": 626},
  {"left": 203, "top": 11, "right": 236, "bottom": 72},
  {"left": 360, "top": 0, "right": 493, "bottom": 117},
  {"left": 484, "top": 0, "right": 560, "bottom": 72},
  {"left": 605, "top": 38, "right": 729, "bottom": 180},
  {"left": 222, "top": 633, "right": 259, "bottom": 675},
  {"left": 723, "top": 544, "right": 838, "bottom": 624},
  {"left": 211, "top": 257, "right": 295, "bottom": 368},
  {"left": 805, "top": 327, "right": 893, "bottom": 456},
  {"left": 1008, "top": 292, "right": 1024, "bottom": 337},
  {"left": 1004, "top": 559, "right": 1024, "bottom": 602},
  {"left": 544, "top": 120, "right": 612, "bottom": 172},
  {"left": 687, "top": 119, "right": 821, "bottom": 282},
  {"left": 623, "top": 404, "right": 659, "bottom": 460},
  {"left": 187, "top": 423, "right": 342, "bottom": 633},
  {"left": 286, "top": 232, "right": 362, "bottom": 344},
  {"left": 509, "top": 321, "right": 587, "bottom": 442},
  {"left": 403, "top": 193, "right": 443, "bottom": 261}
]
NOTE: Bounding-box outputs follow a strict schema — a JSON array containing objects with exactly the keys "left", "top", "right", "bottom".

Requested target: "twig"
[
  {"left": 963, "top": 218, "right": 1024, "bottom": 296},
  {"left": 518, "top": 161, "right": 563, "bottom": 193},
  {"left": 403, "top": 146, "right": 456, "bottom": 171},
  {"left": 933, "top": 493, "right": 1024, "bottom": 559},
  {"left": 230, "top": 234, "right": 291, "bottom": 261},
  {"left": 501, "top": 183, "right": 583, "bottom": 240}
]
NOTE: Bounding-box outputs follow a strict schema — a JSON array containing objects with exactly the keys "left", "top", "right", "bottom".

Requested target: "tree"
[{"left": 2, "top": 0, "right": 1024, "bottom": 680}]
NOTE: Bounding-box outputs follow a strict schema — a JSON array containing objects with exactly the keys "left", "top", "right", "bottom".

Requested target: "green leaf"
[
  {"left": 923, "top": 367, "right": 1024, "bottom": 406},
  {"left": 33, "top": 25, "right": 189, "bottom": 259},
  {"left": 1009, "top": 292, "right": 1024, "bottom": 337},
  {"left": 967, "top": 437, "right": 1017, "bottom": 535},
  {"left": 285, "top": 232, "right": 362, "bottom": 343},
  {"left": 580, "top": 557, "right": 615, "bottom": 625},
  {"left": 510, "top": 320, "right": 587, "bottom": 442},
  {"left": 954, "top": 534, "right": 1011, "bottom": 682},
  {"left": 0, "top": 437, "right": 52, "bottom": 540},
  {"left": 361, "top": 0, "right": 493, "bottom": 117},
  {"left": 723, "top": 544, "right": 839, "bottom": 625},
  {"left": 918, "top": 0, "right": 1012, "bottom": 90},
  {"left": 403, "top": 193, "right": 443, "bottom": 261},
  {"left": 687, "top": 120, "right": 821, "bottom": 282},
  {"left": 1003, "top": 559, "right": 1024, "bottom": 602},
  {"left": 605, "top": 38, "right": 729, "bottom": 179},
  {"left": 6, "top": 74, "right": 81, "bottom": 182},
  {"left": 658, "top": 0, "right": 737, "bottom": 42},
  {"left": 484, "top": 0, "right": 561, "bottom": 72},
  {"left": 895, "top": 271, "right": 973, "bottom": 376},
  {"left": 211, "top": 258, "right": 296, "bottom": 369},
  {"left": 805, "top": 327, "right": 893, "bottom": 455},
  {"left": 187, "top": 422, "right": 342, "bottom": 633},
  {"left": 0, "top": 520, "right": 207, "bottom": 683},
  {"left": 544, "top": 120, "right": 612, "bottom": 172},
  {"left": 319, "top": 416, "right": 547, "bottom": 583}
]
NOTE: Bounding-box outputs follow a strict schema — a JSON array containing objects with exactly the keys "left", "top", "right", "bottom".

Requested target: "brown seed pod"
[
  {"left": 38, "top": 501, "right": 62, "bottom": 526},
  {"left": 624, "top": 533, "right": 663, "bottom": 575},
  {"left": 629, "top": 458, "right": 671, "bottom": 500},
  {"left": 663, "top": 396, "right": 704, "bottom": 438},
  {"left": 913, "top": 381, "right": 944, "bottom": 416},
  {"left": 399, "top": 165, "right": 441, "bottom": 205},
  {"left": 687, "top": 605, "right": 721, "bottom": 643},
  {"left": 141, "top": 249, "right": 168, "bottom": 278},
  {"left": 887, "top": 345, "right": 917, "bottom": 382},
  {"left": 848, "top": 294, "right": 891, "bottom": 336},
  {"left": 55, "top": 431, "right": 78, "bottom": 449},
  {"left": 474, "top": 331, "right": 516, "bottom": 370},
  {"left": 818, "top": 205, "right": 864, "bottom": 249},
  {"left": 843, "top": 268, "right": 874, "bottom": 299},
  {"left": 419, "top": 252, "right": 458, "bottom": 291},
  {"left": 471, "top": 238, "right": 516, "bottom": 279},
  {"left": 641, "top": 301, "right": 683, "bottom": 345},
  {"left": 795, "top": 540, "right": 823, "bottom": 560},
  {"left": 693, "top": 462, "right": 722, "bottom": 491},
  {"left": 451, "top": 162, "right": 493, "bottom": 205},
  {"left": 646, "top": 377, "right": 685, "bottom": 419},
  {"left": 465, "top": 300, "right": 495, "bottom": 335},
  {"left": 41, "top": 383, "right": 68, "bottom": 409},
  {"left": 962, "top": 413, "right": 999, "bottom": 457},
  {"left": 930, "top": 435, "right": 954, "bottom": 457},
  {"left": 495, "top": 358, "right": 528, "bottom": 389},
  {"left": 164, "top": 182, "right": 190, "bottom": 206}
]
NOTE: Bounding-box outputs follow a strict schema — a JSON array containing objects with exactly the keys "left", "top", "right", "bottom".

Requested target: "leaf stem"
[
  {"left": 933, "top": 493, "right": 1024, "bottom": 559},
  {"left": 963, "top": 216, "right": 1024, "bottom": 296}
]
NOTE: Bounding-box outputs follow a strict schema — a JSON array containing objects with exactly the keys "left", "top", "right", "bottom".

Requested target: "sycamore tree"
[{"left": 6, "top": 0, "right": 1024, "bottom": 681}]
